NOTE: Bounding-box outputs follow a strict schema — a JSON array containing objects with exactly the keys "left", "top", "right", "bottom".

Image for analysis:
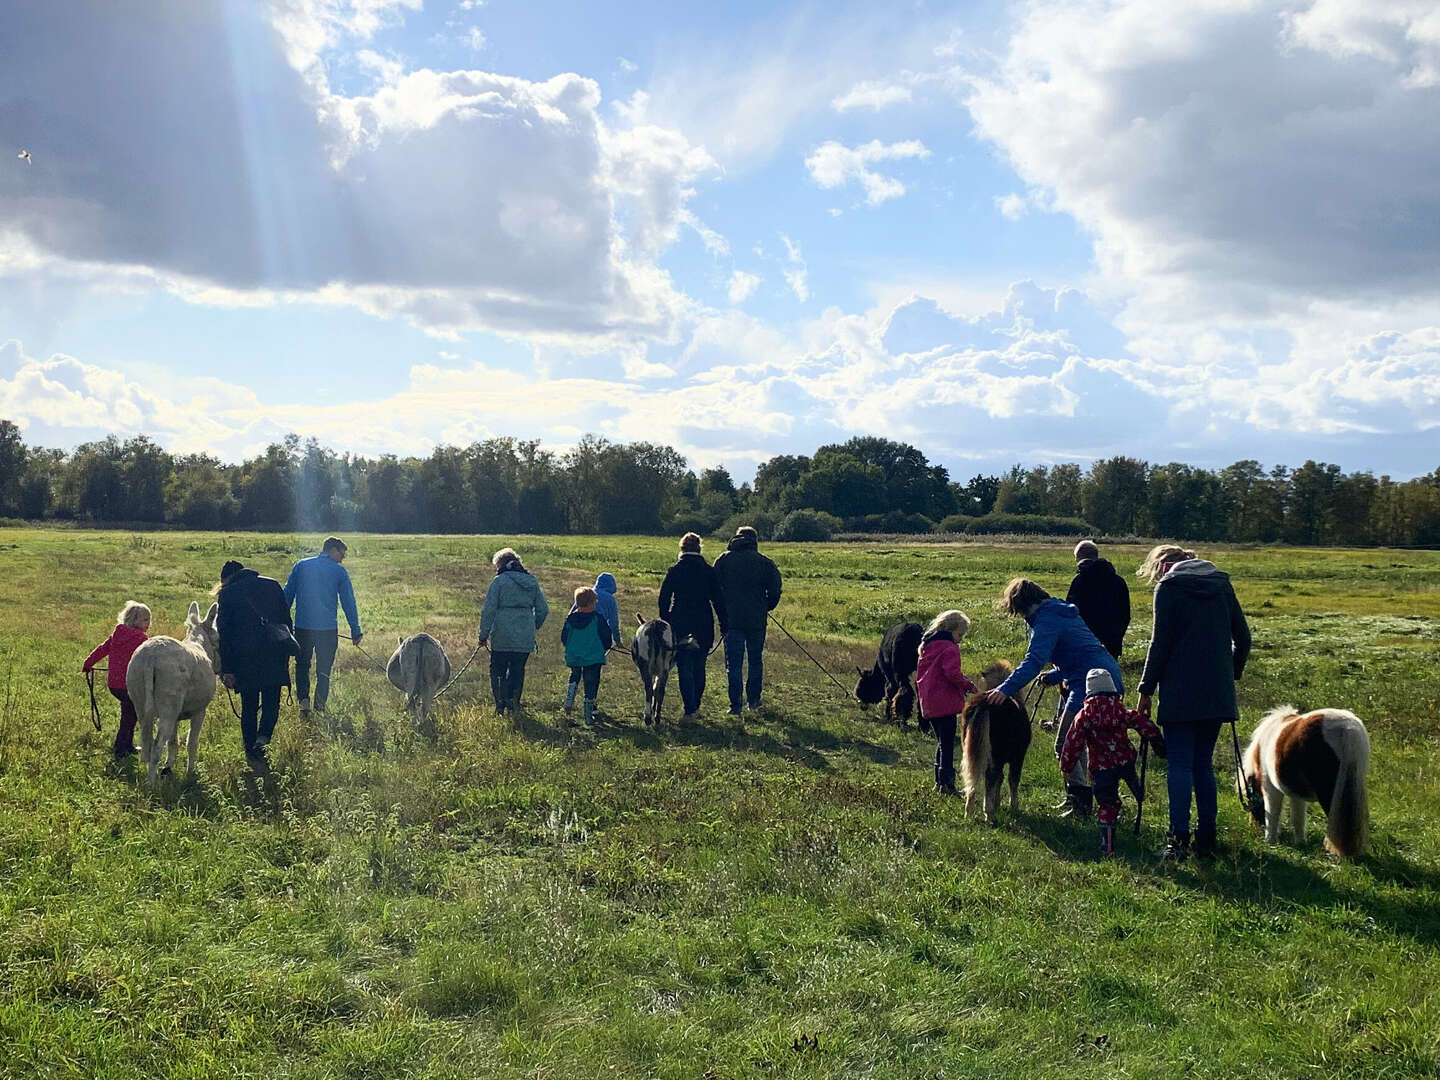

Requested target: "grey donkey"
[{"left": 387, "top": 633, "right": 451, "bottom": 738}]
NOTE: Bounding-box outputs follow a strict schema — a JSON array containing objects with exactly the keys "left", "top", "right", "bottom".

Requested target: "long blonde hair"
[
  {"left": 1137, "top": 544, "right": 1197, "bottom": 583},
  {"left": 925, "top": 609, "right": 971, "bottom": 639}
]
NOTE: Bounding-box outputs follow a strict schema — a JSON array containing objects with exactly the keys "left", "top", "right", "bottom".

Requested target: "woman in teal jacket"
[{"left": 478, "top": 547, "right": 549, "bottom": 713}]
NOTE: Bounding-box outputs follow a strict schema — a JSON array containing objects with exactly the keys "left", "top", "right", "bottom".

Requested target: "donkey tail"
[
  {"left": 1324, "top": 713, "right": 1370, "bottom": 858},
  {"left": 962, "top": 705, "right": 991, "bottom": 800},
  {"left": 128, "top": 652, "right": 155, "bottom": 728}
]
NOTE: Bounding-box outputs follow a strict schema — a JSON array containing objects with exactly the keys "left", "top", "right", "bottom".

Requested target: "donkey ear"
[
  {"left": 856, "top": 666, "right": 864, "bottom": 676},
  {"left": 635, "top": 612, "right": 645, "bottom": 626},
  {"left": 188, "top": 600, "right": 201, "bottom": 621},
  {"left": 204, "top": 602, "right": 219, "bottom": 627}
]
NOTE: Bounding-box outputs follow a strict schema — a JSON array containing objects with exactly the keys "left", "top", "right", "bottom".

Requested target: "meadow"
[{"left": 1, "top": 528, "right": 1438, "bottom": 1079}]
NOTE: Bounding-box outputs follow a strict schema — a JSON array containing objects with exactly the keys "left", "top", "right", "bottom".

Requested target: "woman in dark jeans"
[
  {"left": 216, "top": 559, "right": 294, "bottom": 759},
  {"left": 1136, "top": 545, "right": 1252, "bottom": 861},
  {"left": 659, "top": 532, "right": 728, "bottom": 721}
]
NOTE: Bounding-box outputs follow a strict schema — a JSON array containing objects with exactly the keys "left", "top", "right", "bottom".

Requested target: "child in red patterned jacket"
[{"left": 1060, "top": 667, "right": 1165, "bottom": 855}]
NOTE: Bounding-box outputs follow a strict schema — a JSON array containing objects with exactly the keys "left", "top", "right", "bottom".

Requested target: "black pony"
[{"left": 854, "top": 621, "right": 923, "bottom": 727}]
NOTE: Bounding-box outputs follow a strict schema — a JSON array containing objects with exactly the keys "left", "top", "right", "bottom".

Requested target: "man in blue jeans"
[
  {"left": 713, "top": 526, "right": 782, "bottom": 716},
  {"left": 283, "top": 536, "right": 363, "bottom": 718}
]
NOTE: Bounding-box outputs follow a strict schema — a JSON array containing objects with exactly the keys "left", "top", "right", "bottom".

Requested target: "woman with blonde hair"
[
  {"left": 478, "top": 547, "right": 549, "bottom": 714},
  {"left": 1135, "top": 544, "right": 1251, "bottom": 861},
  {"left": 915, "top": 609, "right": 979, "bottom": 795},
  {"left": 984, "top": 577, "right": 1122, "bottom": 817}
]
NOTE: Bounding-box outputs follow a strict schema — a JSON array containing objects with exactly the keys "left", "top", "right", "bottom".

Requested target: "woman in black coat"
[
  {"left": 1136, "top": 545, "right": 1252, "bottom": 862},
  {"left": 659, "top": 532, "right": 728, "bottom": 721},
  {"left": 216, "top": 559, "right": 294, "bottom": 758}
]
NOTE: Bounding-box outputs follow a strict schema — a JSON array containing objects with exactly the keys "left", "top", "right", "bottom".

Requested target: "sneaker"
[
  {"left": 1161, "top": 831, "right": 1191, "bottom": 862},
  {"left": 680, "top": 711, "right": 699, "bottom": 723},
  {"left": 298, "top": 700, "right": 311, "bottom": 719},
  {"left": 1099, "top": 824, "right": 1116, "bottom": 857},
  {"left": 728, "top": 708, "right": 742, "bottom": 718}
]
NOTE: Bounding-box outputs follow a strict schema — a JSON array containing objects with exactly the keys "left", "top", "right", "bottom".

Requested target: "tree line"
[{"left": 2, "top": 419, "right": 1438, "bottom": 546}]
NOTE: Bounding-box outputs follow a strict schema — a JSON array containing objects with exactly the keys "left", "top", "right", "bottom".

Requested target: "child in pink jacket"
[
  {"left": 82, "top": 601, "right": 151, "bottom": 758},
  {"left": 916, "top": 610, "right": 978, "bottom": 795}
]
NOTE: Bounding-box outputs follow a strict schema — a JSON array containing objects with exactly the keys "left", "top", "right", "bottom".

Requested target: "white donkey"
[
  {"left": 126, "top": 601, "right": 220, "bottom": 782},
  {"left": 388, "top": 633, "right": 450, "bottom": 738}
]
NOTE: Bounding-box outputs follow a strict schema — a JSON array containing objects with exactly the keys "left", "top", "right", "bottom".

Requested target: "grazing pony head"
[
  {"left": 853, "top": 665, "right": 886, "bottom": 705},
  {"left": 185, "top": 600, "right": 220, "bottom": 669}
]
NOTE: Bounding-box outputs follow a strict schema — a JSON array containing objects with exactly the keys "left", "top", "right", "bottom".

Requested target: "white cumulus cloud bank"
[
  {"left": 0, "top": 0, "right": 716, "bottom": 344},
  {"left": 805, "top": 140, "right": 931, "bottom": 205}
]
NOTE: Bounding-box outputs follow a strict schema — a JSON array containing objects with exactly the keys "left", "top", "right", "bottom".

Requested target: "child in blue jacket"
[{"left": 562, "top": 586, "right": 613, "bottom": 724}]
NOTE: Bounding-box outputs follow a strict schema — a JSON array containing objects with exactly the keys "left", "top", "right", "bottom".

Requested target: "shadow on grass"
[
  {"left": 1007, "top": 798, "right": 1440, "bottom": 950},
  {"left": 556, "top": 703, "right": 904, "bottom": 772}
]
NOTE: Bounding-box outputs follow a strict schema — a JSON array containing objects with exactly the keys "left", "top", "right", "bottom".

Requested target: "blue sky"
[{"left": 2, "top": 0, "right": 1438, "bottom": 479}]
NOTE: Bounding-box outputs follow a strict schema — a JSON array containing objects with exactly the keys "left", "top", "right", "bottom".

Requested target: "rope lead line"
[
  {"left": 766, "top": 611, "right": 855, "bottom": 700},
  {"left": 85, "top": 668, "right": 104, "bottom": 731},
  {"left": 435, "top": 642, "right": 485, "bottom": 701}
]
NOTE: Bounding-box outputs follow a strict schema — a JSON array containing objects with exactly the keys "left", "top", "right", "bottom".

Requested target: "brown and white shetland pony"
[
  {"left": 960, "top": 661, "right": 1032, "bottom": 823},
  {"left": 1242, "top": 706, "right": 1370, "bottom": 858}
]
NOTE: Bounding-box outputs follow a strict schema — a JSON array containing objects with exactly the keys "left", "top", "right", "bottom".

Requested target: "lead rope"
[
  {"left": 434, "top": 641, "right": 485, "bottom": 701},
  {"left": 1231, "top": 718, "right": 1249, "bottom": 811},
  {"left": 766, "top": 611, "right": 855, "bottom": 700},
  {"left": 350, "top": 638, "right": 392, "bottom": 676},
  {"left": 85, "top": 668, "right": 105, "bottom": 731}
]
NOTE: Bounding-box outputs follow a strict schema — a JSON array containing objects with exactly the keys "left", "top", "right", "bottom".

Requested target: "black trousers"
[
  {"left": 240, "top": 685, "right": 282, "bottom": 753},
  {"left": 109, "top": 687, "right": 138, "bottom": 754},
  {"left": 929, "top": 714, "right": 958, "bottom": 789},
  {"left": 490, "top": 651, "right": 529, "bottom": 710},
  {"left": 567, "top": 663, "right": 603, "bottom": 700}
]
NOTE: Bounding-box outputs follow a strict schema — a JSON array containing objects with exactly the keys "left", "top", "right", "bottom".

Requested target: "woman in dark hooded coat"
[
  {"left": 1136, "top": 544, "right": 1252, "bottom": 862},
  {"left": 659, "top": 532, "right": 728, "bottom": 720},
  {"left": 216, "top": 559, "right": 294, "bottom": 758}
]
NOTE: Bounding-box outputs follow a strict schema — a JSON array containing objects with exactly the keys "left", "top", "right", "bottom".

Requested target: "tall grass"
[{"left": 0, "top": 529, "right": 1436, "bottom": 1078}]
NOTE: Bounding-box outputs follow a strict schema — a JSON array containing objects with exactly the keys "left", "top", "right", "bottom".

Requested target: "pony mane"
[
  {"left": 1259, "top": 704, "right": 1301, "bottom": 727},
  {"left": 978, "top": 660, "right": 1012, "bottom": 692}
]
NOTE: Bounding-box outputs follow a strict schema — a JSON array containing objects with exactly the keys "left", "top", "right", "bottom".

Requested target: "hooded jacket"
[
  {"left": 1065, "top": 557, "right": 1131, "bottom": 658},
  {"left": 995, "top": 598, "right": 1122, "bottom": 712},
  {"left": 713, "top": 534, "right": 782, "bottom": 631},
  {"left": 217, "top": 568, "right": 293, "bottom": 692},
  {"left": 592, "top": 573, "right": 621, "bottom": 644},
  {"left": 916, "top": 630, "right": 977, "bottom": 720},
  {"left": 1138, "top": 559, "right": 1252, "bottom": 726},
  {"left": 84, "top": 624, "right": 149, "bottom": 691},
  {"left": 659, "top": 552, "right": 728, "bottom": 651},
  {"left": 479, "top": 567, "right": 549, "bottom": 653},
  {"left": 562, "top": 608, "right": 614, "bottom": 668}
]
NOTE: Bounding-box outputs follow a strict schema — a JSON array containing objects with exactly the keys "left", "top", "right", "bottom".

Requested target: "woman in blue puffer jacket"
[{"left": 983, "top": 577, "right": 1122, "bottom": 818}]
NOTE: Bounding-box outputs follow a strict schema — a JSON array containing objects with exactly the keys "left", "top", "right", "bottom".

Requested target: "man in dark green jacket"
[{"left": 713, "top": 526, "right": 782, "bottom": 716}]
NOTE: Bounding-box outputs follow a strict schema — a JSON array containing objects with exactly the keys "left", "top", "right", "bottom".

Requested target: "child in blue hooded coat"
[{"left": 562, "top": 586, "right": 614, "bottom": 724}]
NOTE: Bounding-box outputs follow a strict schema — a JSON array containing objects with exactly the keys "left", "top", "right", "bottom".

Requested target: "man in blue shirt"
[{"left": 283, "top": 536, "right": 363, "bottom": 717}]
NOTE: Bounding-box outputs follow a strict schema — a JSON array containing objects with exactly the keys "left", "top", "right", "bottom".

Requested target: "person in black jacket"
[
  {"left": 713, "top": 526, "right": 782, "bottom": 716},
  {"left": 1065, "top": 540, "right": 1130, "bottom": 658},
  {"left": 1135, "top": 544, "right": 1252, "bottom": 862},
  {"left": 216, "top": 559, "right": 294, "bottom": 759},
  {"left": 659, "top": 532, "right": 729, "bottom": 721}
]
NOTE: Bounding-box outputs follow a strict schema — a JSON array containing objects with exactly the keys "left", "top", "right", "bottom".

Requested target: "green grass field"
[{"left": 1, "top": 529, "right": 1438, "bottom": 1079}]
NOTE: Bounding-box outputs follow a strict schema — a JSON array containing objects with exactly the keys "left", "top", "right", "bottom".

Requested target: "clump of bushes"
[
  {"left": 934, "top": 512, "right": 1096, "bottom": 536},
  {"left": 847, "top": 511, "right": 935, "bottom": 534},
  {"left": 774, "top": 509, "right": 843, "bottom": 542}
]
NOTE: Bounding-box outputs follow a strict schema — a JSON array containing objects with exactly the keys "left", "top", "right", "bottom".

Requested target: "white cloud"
[
  {"left": 0, "top": 2, "right": 714, "bottom": 346},
  {"left": 994, "top": 192, "right": 1029, "bottom": 221},
  {"left": 727, "top": 271, "right": 761, "bottom": 304},
  {"left": 618, "top": 57, "right": 638, "bottom": 74},
  {"left": 831, "top": 79, "right": 913, "bottom": 111},
  {"left": 463, "top": 26, "right": 486, "bottom": 52},
  {"left": 804, "top": 139, "right": 930, "bottom": 205},
  {"left": 967, "top": 0, "right": 1440, "bottom": 314},
  {"left": 778, "top": 234, "right": 809, "bottom": 302}
]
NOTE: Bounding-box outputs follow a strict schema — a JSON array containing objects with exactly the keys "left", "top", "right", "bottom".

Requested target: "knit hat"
[
  {"left": 1085, "top": 667, "right": 1117, "bottom": 697},
  {"left": 219, "top": 560, "right": 245, "bottom": 583}
]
